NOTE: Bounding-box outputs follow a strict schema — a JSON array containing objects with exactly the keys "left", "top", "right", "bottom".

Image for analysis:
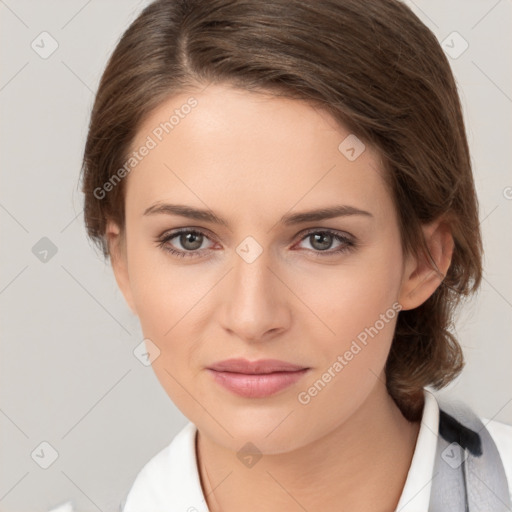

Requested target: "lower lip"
[{"left": 206, "top": 368, "right": 309, "bottom": 398}]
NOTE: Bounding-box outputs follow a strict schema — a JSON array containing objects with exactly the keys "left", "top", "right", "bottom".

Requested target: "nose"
[{"left": 219, "top": 242, "right": 291, "bottom": 343}]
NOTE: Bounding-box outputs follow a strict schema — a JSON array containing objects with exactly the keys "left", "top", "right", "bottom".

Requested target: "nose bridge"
[
  {"left": 232, "top": 235, "right": 275, "bottom": 307},
  {"left": 221, "top": 234, "right": 288, "bottom": 340}
]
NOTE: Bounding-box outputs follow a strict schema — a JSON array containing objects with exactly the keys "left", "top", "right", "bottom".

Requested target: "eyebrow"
[{"left": 143, "top": 203, "right": 373, "bottom": 226}]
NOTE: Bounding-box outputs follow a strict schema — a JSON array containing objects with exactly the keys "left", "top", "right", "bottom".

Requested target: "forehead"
[{"left": 125, "top": 83, "right": 392, "bottom": 222}]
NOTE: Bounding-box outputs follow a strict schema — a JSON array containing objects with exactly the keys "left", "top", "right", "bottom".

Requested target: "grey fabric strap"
[{"left": 429, "top": 398, "right": 511, "bottom": 511}]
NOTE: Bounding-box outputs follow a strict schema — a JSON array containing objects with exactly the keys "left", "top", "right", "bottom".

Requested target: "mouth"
[{"left": 206, "top": 358, "right": 310, "bottom": 398}]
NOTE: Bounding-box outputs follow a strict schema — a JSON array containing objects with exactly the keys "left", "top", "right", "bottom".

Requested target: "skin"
[{"left": 107, "top": 83, "right": 454, "bottom": 511}]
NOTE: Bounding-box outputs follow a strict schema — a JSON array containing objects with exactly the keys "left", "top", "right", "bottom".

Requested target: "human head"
[{"left": 81, "top": 0, "right": 482, "bottom": 429}]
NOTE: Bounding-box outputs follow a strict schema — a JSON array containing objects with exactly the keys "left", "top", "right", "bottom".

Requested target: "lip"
[
  {"left": 206, "top": 358, "right": 310, "bottom": 398},
  {"left": 208, "top": 358, "right": 307, "bottom": 373}
]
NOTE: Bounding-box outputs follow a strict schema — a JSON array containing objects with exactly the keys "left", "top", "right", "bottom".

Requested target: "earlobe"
[
  {"left": 398, "top": 220, "right": 454, "bottom": 311},
  {"left": 106, "top": 220, "right": 138, "bottom": 316}
]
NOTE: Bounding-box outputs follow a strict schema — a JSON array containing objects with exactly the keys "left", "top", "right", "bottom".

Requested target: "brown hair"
[{"left": 80, "top": 0, "right": 483, "bottom": 421}]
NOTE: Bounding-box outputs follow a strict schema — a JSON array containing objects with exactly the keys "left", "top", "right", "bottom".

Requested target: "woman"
[{"left": 75, "top": 0, "right": 512, "bottom": 510}]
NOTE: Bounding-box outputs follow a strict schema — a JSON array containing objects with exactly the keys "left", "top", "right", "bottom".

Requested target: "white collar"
[
  {"left": 122, "top": 389, "right": 440, "bottom": 512},
  {"left": 395, "top": 388, "right": 439, "bottom": 511}
]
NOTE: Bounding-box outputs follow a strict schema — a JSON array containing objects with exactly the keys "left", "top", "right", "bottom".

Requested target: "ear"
[
  {"left": 398, "top": 218, "right": 454, "bottom": 311},
  {"left": 106, "top": 220, "right": 138, "bottom": 316}
]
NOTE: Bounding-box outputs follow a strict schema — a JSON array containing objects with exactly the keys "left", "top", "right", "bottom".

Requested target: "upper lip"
[{"left": 207, "top": 358, "right": 308, "bottom": 374}]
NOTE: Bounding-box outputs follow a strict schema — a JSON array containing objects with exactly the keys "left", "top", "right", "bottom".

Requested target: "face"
[{"left": 107, "top": 83, "right": 442, "bottom": 454}]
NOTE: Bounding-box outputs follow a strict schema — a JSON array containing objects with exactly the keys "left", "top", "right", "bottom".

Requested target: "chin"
[{"left": 196, "top": 406, "right": 315, "bottom": 454}]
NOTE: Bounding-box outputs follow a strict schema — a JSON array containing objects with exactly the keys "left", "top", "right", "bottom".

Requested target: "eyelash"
[{"left": 155, "top": 228, "right": 356, "bottom": 259}]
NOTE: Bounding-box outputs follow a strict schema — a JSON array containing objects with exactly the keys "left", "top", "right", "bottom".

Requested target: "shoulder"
[
  {"left": 484, "top": 417, "right": 512, "bottom": 490},
  {"left": 121, "top": 421, "right": 199, "bottom": 512},
  {"left": 436, "top": 395, "right": 512, "bottom": 465},
  {"left": 48, "top": 422, "right": 203, "bottom": 512},
  {"left": 427, "top": 394, "right": 512, "bottom": 509}
]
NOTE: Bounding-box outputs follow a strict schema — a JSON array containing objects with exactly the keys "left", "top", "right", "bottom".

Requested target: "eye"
[
  {"left": 156, "top": 229, "right": 215, "bottom": 258},
  {"left": 294, "top": 229, "right": 355, "bottom": 256}
]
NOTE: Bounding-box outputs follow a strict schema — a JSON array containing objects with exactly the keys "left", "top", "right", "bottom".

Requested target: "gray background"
[{"left": 0, "top": 1, "right": 511, "bottom": 511}]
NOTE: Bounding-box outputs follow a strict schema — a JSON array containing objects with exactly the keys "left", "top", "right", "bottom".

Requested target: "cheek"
[
  {"left": 128, "top": 252, "right": 206, "bottom": 414},
  {"left": 301, "top": 279, "right": 399, "bottom": 394},
  {"left": 126, "top": 244, "right": 217, "bottom": 391},
  {"left": 296, "top": 241, "right": 404, "bottom": 394},
  {"left": 124, "top": 245, "right": 193, "bottom": 386},
  {"left": 127, "top": 240, "right": 202, "bottom": 330},
  {"left": 290, "top": 269, "right": 403, "bottom": 439},
  {"left": 301, "top": 247, "right": 403, "bottom": 346}
]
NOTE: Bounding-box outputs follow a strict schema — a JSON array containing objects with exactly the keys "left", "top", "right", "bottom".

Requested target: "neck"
[{"left": 196, "top": 383, "right": 421, "bottom": 512}]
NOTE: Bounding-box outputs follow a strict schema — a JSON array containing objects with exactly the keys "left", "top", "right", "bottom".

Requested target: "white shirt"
[{"left": 49, "top": 390, "right": 512, "bottom": 512}]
